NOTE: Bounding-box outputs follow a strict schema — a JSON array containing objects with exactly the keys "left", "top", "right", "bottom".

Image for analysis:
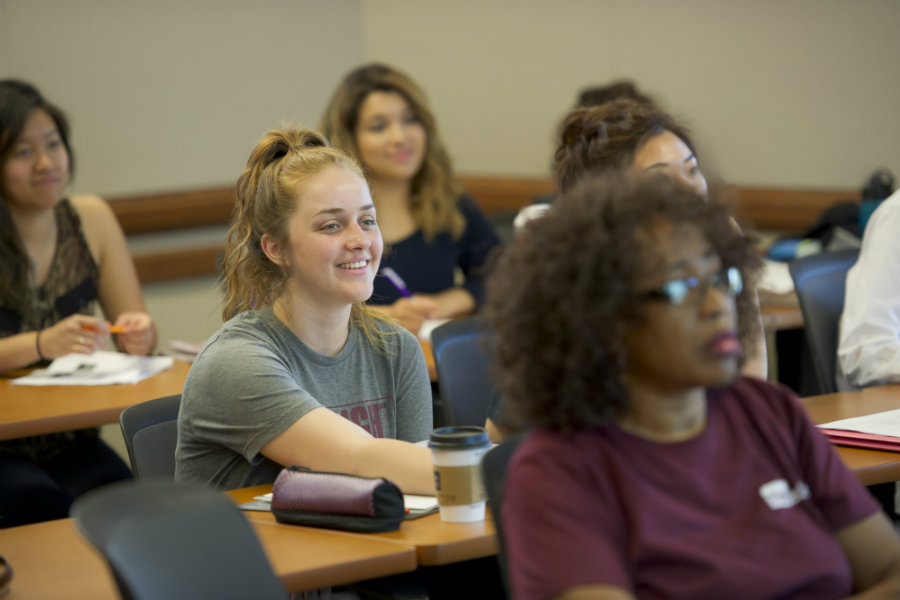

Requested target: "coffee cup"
[{"left": 428, "top": 426, "right": 492, "bottom": 523}]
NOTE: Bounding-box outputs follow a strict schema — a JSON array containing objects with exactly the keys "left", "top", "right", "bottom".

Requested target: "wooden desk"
[
  {"left": 800, "top": 385, "right": 899, "bottom": 486},
  {"left": 228, "top": 386, "right": 896, "bottom": 568},
  {"left": 0, "top": 360, "right": 191, "bottom": 441},
  {"left": 229, "top": 486, "right": 498, "bottom": 567},
  {"left": 0, "top": 513, "right": 416, "bottom": 599},
  {"left": 421, "top": 339, "right": 436, "bottom": 381},
  {"left": 759, "top": 290, "right": 804, "bottom": 332}
]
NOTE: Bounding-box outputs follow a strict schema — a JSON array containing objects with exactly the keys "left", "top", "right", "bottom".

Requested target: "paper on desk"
[
  {"left": 757, "top": 260, "right": 795, "bottom": 294},
  {"left": 244, "top": 492, "right": 439, "bottom": 517},
  {"left": 418, "top": 318, "right": 450, "bottom": 343},
  {"left": 12, "top": 350, "right": 174, "bottom": 386},
  {"left": 818, "top": 409, "right": 900, "bottom": 438}
]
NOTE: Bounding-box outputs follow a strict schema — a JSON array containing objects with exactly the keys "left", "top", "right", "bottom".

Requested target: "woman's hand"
[
  {"left": 114, "top": 311, "right": 157, "bottom": 356},
  {"left": 374, "top": 296, "right": 439, "bottom": 335},
  {"left": 39, "top": 314, "right": 109, "bottom": 359}
]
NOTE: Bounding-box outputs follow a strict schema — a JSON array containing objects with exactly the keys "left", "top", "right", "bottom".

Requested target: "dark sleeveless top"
[
  {"left": 0, "top": 199, "right": 99, "bottom": 338},
  {"left": 0, "top": 199, "right": 101, "bottom": 462}
]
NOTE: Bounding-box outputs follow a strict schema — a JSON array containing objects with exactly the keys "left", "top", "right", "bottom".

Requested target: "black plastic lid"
[{"left": 428, "top": 426, "right": 491, "bottom": 449}]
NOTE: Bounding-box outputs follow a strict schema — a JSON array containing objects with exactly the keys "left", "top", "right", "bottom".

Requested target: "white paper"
[
  {"left": 12, "top": 350, "right": 174, "bottom": 386},
  {"left": 251, "top": 491, "right": 438, "bottom": 511},
  {"left": 418, "top": 318, "right": 450, "bottom": 342},
  {"left": 403, "top": 494, "right": 439, "bottom": 511},
  {"left": 818, "top": 409, "right": 900, "bottom": 438},
  {"left": 757, "top": 260, "right": 796, "bottom": 294}
]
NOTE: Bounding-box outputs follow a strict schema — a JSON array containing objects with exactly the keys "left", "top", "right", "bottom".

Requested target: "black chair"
[
  {"left": 430, "top": 316, "right": 495, "bottom": 427},
  {"left": 71, "top": 479, "right": 286, "bottom": 600},
  {"left": 788, "top": 248, "right": 859, "bottom": 395},
  {"left": 482, "top": 433, "right": 527, "bottom": 599},
  {"left": 119, "top": 394, "right": 181, "bottom": 479}
]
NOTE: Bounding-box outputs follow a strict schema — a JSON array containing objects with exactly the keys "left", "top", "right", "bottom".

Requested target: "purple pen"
[{"left": 381, "top": 267, "right": 412, "bottom": 298}]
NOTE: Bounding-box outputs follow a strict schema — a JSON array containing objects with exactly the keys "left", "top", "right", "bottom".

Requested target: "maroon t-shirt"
[{"left": 503, "top": 377, "right": 879, "bottom": 600}]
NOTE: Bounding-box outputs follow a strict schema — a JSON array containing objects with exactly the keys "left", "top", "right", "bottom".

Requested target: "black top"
[{"left": 369, "top": 194, "right": 501, "bottom": 306}]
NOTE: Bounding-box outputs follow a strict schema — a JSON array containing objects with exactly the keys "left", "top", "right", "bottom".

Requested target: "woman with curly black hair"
[{"left": 486, "top": 174, "right": 899, "bottom": 600}]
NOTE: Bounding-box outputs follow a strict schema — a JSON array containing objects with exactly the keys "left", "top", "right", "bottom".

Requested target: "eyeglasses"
[{"left": 641, "top": 266, "right": 743, "bottom": 306}]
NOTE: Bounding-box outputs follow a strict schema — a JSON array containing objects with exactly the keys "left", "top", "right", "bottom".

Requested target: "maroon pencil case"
[{"left": 271, "top": 466, "right": 405, "bottom": 533}]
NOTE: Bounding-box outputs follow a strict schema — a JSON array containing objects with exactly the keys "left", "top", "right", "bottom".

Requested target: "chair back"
[
  {"left": 430, "top": 316, "right": 494, "bottom": 426},
  {"left": 788, "top": 248, "right": 859, "bottom": 395},
  {"left": 72, "top": 479, "right": 286, "bottom": 600},
  {"left": 119, "top": 394, "right": 181, "bottom": 479},
  {"left": 482, "top": 433, "right": 527, "bottom": 600}
]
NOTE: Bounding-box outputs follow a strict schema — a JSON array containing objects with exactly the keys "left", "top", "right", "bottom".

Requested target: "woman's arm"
[
  {"left": 837, "top": 510, "right": 900, "bottom": 599},
  {"left": 261, "top": 406, "right": 435, "bottom": 494},
  {"left": 263, "top": 327, "right": 434, "bottom": 493},
  {"left": 370, "top": 296, "right": 439, "bottom": 335},
  {"left": 0, "top": 311, "right": 110, "bottom": 373},
  {"left": 421, "top": 287, "right": 475, "bottom": 319},
  {"left": 455, "top": 195, "right": 501, "bottom": 307},
  {"left": 71, "top": 194, "right": 157, "bottom": 355},
  {"left": 740, "top": 286, "right": 768, "bottom": 380}
]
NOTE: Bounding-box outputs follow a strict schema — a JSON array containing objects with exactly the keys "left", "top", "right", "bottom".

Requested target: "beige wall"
[
  {"left": 362, "top": 0, "right": 899, "bottom": 187},
  {"left": 2, "top": 0, "right": 898, "bottom": 347},
  {"left": 0, "top": 0, "right": 363, "bottom": 196},
  {"left": 2, "top": 0, "right": 897, "bottom": 196}
]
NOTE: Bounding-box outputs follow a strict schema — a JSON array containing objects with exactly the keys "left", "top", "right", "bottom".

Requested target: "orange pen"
[{"left": 81, "top": 323, "right": 126, "bottom": 334}]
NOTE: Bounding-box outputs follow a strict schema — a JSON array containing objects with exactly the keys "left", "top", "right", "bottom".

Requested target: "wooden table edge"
[
  {"left": 0, "top": 409, "right": 121, "bottom": 440},
  {"left": 249, "top": 521, "right": 418, "bottom": 590}
]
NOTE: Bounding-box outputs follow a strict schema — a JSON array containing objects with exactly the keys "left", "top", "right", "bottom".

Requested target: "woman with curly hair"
[
  {"left": 493, "top": 98, "right": 766, "bottom": 440},
  {"left": 486, "top": 174, "right": 899, "bottom": 600},
  {"left": 320, "top": 63, "right": 500, "bottom": 335},
  {"left": 175, "top": 126, "right": 434, "bottom": 494},
  {"left": 552, "top": 98, "right": 706, "bottom": 197}
]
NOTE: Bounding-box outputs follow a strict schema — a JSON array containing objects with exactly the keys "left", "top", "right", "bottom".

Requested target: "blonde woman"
[
  {"left": 321, "top": 63, "right": 500, "bottom": 334},
  {"left": 175, "top": 127, "right": 434, "bottom": 494}
]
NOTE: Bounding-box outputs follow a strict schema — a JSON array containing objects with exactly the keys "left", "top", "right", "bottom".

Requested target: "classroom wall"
[
  {"left": 362, "top": 0, "right": 900, "bottom": 187},
  {"left": 2, "top": 0, "right": 899, "bottom": 348},
  {"left": 2, "top": 0, "right": 897, "bottom": 197},
  {"left": 0, "top": 0, "right": 364, "bottom": 196}
]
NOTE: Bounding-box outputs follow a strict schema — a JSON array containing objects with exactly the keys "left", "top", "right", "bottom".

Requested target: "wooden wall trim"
[
  {"left": 109, "top": 187, "right": 235, "bottom": 235},
  {"left": 132, "top": 244, "right": 223, "bottom": 283},
  {"left": 458, "top": 176, "right": 555, "bottom": 212},
  {"left": 116, "top": 177, "right": 859, "bottom": 282},
  {"left": 109, "top": 178, "right": 859, "bottom": 235},
  {"left": 726, "top": 187, "right": 859, "bottom": 234}
]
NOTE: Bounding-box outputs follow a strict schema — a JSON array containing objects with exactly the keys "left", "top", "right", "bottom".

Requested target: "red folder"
[{"left": 820, "top": 429, "right": 900, "bottom": 452}]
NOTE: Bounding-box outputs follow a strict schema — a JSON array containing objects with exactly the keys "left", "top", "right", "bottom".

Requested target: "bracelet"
[{"left": 35, "top": 329, "right": 48, "bottom": 361}]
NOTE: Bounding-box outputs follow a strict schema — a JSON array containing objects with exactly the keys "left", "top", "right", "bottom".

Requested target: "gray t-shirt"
[{"left": 175, "top": 307, "right": 432, "bottom": 490}]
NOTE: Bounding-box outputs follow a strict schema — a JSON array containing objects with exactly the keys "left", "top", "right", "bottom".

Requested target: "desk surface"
[
  {"left": 0, "top": 360, "right": 191, "bottom": 441},
  {"left": 421, "top": 339, "right": 436, "bottom": 381},
  {"left": 0, "top": 513, "right": 416, "bottom": 599},
  {"left": 799, "top": 385, "right": 899, "bottom": 486},
  {"left": 229, "top": 486, "right": 498, "bottom": 567},
  {"left": 759, "top": 290, "right": 804, "bottom": 332},
  {"left": 0, "top": 345, "right": 431, "bottom": 442},
  {"left": 2, "top": 387, "right": 894, "bottom": 599}
]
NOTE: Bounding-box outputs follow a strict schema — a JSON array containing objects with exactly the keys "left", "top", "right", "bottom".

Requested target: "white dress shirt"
[{"left": 837, "top": 189, "right": 900, "bottom": 389}]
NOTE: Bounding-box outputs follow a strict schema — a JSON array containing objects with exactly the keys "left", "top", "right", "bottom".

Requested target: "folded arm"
[{"left": 261, "top": 406, "right": 435, "bottom": 495}]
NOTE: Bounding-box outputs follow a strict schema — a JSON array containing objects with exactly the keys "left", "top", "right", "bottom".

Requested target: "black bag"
[{"left": 270, "top": 466, "right": 405, "bottom": 533}]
